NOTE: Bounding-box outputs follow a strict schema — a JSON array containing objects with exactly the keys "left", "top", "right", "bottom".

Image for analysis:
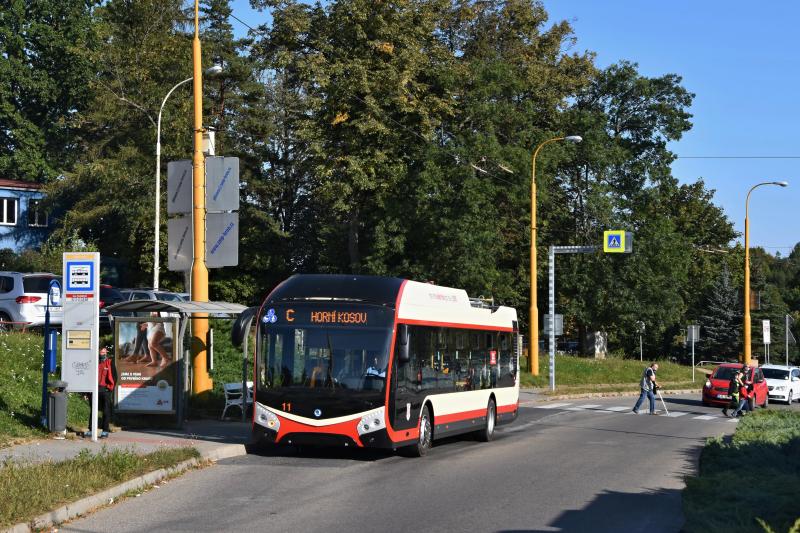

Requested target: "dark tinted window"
[
  {"left": 0, "top": 276, "right": 14, "bottom": 293},
  {"left": 22, "top": 275, "right": 59, "bottom": 293},
  {"left": 156, "top": 292, "right": 181, "bottom": 301},
  {"left": 100, "top": 287, "right": 124, "bottom": 302},
  {"left": 712, "top": 366, "right": 739, "bottom": 381},
  {"left": 131, "top": 292, "right": 152, "bottom": 300},
  {"left": 762, "top": 368, "right": 789, "bottom": 380},
  {"left": 398, "top": 325, "right": 516, "bottom": 393}
]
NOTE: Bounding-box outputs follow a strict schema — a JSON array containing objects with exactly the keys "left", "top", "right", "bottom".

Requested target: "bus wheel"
[
  {"left": 407, "top": 405, "right": 433, "bottom": 457},
  {"left": 477, "top": 398, "right": 496, "bottom": 442}
]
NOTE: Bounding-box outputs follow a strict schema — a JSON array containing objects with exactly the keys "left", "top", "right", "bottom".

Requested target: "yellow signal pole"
[
  {"left": 743, "top": 181, "right": 788, "bottom": 366},
  {"left": 529, "top": 135, "right": 582, "bottom": 376},
  {"left": 191, "top": 0, "right": 211, "bottom": 394}
]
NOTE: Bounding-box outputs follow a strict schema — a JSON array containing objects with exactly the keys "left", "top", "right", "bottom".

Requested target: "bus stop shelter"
[{"left": 107, "top": 300, "right": 248, "bottom": 426}]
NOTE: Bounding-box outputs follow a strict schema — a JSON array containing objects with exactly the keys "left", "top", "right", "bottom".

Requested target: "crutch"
[{"left": 656, "top": 389, "right": 670, "bottom": 415}]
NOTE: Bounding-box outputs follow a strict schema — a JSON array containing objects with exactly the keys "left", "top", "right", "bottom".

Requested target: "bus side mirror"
[
  {"left": 231, "top": 306, "right": 259, "bottom": 348},
  {"left": 398, "top": 324, "right": 410, "bottom": 364}
]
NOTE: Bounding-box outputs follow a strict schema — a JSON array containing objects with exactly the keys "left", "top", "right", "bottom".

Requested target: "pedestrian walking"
[
  {"left": 722, "top": 370, "right": 743, "bottom": 417},
  {"left": 632, "top": 362, "right": 660, "bottom": 415},
  {"left": 85, "top": 346, "right": 115, "bottom": 439},
  {"left": 730, "top": 372, "right": 752, "bottom": 418}
]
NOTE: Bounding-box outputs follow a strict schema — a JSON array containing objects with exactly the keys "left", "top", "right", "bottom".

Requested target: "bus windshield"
[{"left": 259, "top": 324, "right": 392, "bottom": 392}]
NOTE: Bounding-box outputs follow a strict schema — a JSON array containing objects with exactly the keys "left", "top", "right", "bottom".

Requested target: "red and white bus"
[{"left": 245, "top": 274, "right": 520, "bottom": 456}]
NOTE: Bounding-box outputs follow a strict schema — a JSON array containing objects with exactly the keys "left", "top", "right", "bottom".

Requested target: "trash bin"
[{"left": 47, "top": 380, "right": 68, "bottom": 433}]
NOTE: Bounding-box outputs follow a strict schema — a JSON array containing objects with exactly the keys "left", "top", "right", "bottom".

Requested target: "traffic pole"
[{"left": 191, "top": 0, "right": 211, "bottom": 394}]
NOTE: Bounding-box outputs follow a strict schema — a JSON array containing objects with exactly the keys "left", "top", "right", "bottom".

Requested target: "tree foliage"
[{"left": 3, "top": 0, "right": 772, "bottom": 357}]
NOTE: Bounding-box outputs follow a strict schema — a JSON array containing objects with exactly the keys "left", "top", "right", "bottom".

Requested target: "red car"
[{"left": 702, "top": 363, "right": 769, "bottom": 409}]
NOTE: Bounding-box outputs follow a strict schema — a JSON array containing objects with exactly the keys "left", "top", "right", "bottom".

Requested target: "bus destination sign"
[{"left": 309, "top": 310, "right": 368, "bottom": 325}]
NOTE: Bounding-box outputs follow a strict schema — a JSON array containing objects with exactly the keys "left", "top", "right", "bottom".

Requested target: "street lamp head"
[
  {"left": 774, "top": 180, "right": 789, "bottom": 187},
  {"left": 205, "top": 64, "right": 223, "bottom": 76},
  {"left": 564, "top": 135, "right": 583, "bottom": 143}
]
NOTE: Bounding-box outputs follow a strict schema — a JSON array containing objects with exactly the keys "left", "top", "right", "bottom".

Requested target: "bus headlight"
[
  {"left": 357, "top": 407, "right": 385, "bottom": 436},
  {"left": 255, "top": 403, "right": 280, "bottom": 432}
]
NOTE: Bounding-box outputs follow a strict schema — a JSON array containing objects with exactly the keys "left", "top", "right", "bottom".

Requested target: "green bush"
[{"left": 683, "top": 411, "right": 800, "bottom": 532}]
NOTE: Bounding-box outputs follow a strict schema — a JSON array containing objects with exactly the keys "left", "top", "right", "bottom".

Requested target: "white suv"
[
  {"left": 762, "top": 364, "right": 800, "bottom": 404},
  {"left": 0, "top": 272, "right": 62, "bottom": 329}
]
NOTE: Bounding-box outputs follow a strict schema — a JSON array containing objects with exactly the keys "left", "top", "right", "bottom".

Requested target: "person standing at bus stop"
[
  {"left": 632, "top": 362, "right": 660, "bottom": 415},
  {"left": 85, "top": 346, "right": 115, "bottom": 438}
]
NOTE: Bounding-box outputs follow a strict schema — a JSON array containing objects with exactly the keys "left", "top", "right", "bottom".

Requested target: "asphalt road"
[{"left": 64, "top": 392, "right": 797, "bottom": 533}]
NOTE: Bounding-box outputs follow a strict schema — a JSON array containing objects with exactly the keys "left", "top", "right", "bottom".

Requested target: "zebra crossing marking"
[{"left": 538, "top": 402, "right": 572, "bottom": 409}]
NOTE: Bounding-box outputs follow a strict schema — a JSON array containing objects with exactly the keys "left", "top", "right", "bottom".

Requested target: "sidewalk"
[{"left": 0, "top": 419, "right": 252, "bottom": 466}]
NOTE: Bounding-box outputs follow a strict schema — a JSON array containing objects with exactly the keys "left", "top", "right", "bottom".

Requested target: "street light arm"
[{"left": 158, "top": 77, "right": 194, "bottom": 135}]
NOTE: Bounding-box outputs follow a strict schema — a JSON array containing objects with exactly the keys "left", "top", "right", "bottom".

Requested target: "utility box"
[{"left": 47, "top": 380, "right": 68, "bottom": 433}]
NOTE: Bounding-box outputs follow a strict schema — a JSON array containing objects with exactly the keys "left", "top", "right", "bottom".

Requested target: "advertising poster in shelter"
[{"left": 114, "top": 317, "right": 178, "bottom": 413}]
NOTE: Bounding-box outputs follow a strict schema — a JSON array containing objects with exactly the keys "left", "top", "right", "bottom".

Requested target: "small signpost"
[
  {"left": 687, "top": 325, "right": 700, "bottom": 382},
  {"left": 61, "top": 252, "right": 100, "bottom": 441},
  {"left": 763, "top": 319, "right": 771, "bottom": 364},
  {"left": 635, "top": 321, "right": 645, "bottom": 361}
]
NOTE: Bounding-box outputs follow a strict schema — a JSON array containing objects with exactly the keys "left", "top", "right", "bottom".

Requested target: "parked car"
[
  {"left": 0, "top": 272, "right": 62, "bottom": 329},
  {"left": 702, "top": 363, "right": 769, "bottom": 409},
  {"left": 761, "top": 364, "right": 800, "bottom": 404},
  {"left": 99, "top": 285, "right": 125, "bottom": 331}
]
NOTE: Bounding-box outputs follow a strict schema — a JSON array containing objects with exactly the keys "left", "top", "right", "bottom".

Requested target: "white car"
[
  {"left": 761, "top": 364, "right": 800, "bottom": 404},
  {"left": 0, "top": 272, "right": 62, "bottom": 329}
]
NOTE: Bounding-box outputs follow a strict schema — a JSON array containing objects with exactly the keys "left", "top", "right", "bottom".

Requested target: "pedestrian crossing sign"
[{"left": 603, "top": 230, "right": 626, "bottom": 253}]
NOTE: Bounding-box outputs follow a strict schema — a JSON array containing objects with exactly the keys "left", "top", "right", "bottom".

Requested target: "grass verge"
[
  {"left": 683, "top": 410, "right": 800, "bottom": 533},
  {"left": 0, "top": 331, "right": 90, "bottom": 447},
  {"left": 0, "top": 446, "right": 199, "bottom": 528},
  {"left": 519, "top": 354, "right": 696, "bottom": 390}
]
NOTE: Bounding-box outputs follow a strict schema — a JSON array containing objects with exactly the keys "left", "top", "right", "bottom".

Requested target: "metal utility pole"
[
  {"left": 191, "top": 0, "right": 211, "bottom": 394},
  {"left": 635, "top": 321, "right": 645, "bottom": 361},
  {"left": 548, "top": 245, "right": 597, "bottom": 391}
]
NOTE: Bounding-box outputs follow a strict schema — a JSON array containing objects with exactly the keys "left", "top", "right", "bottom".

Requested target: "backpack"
[{"left": 727, "top": 376, "right": 739, "bottom": 395}]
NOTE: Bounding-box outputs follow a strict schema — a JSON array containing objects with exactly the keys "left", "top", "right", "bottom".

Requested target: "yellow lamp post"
[
  {"left": 743, "top": 180, "right": 788, "bottom": 366},
  {"left": 191, "top": 0, "right": 212, "bottom": 394},
  {"left": 529, "top": 135, "right": 582, "bottom": 376}
]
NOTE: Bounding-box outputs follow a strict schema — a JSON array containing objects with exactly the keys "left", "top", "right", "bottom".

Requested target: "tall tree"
[
  {"left": 697, "top": 265, "right": 742, "bottom": 360},
  {"left": 0, "top": 0, "right": 98, "bottom": 182}
]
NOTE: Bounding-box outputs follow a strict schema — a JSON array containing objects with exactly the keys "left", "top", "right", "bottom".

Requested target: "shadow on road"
[
  {"left": 498, "top": 487, "right": 685, "bottom": 533},
  {"left": 245, "top": 440, "right": 395, "bottom": 462}
]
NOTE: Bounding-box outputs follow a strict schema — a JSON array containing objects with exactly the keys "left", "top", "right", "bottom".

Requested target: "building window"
[
  {"left": 0, "top": 198, "right": 17, "bottom": 225},
  {"left": 27, "top": 199, "right": 48, "bottom": 227}
]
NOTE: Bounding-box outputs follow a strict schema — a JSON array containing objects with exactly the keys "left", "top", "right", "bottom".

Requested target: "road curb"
[
  {"left": 536, "top": 388, "right": 701, "bottom": 401},
  {"left": 2, "top": 444, "right": 249, "bottom": 533}
]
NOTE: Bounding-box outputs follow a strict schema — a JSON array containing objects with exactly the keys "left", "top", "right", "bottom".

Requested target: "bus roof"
[{"left": 266, "top": 274, "right": 517, "bottom": 330}]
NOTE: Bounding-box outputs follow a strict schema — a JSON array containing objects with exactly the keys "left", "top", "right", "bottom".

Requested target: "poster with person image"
[{"left": 114, "top": 316, "right": 178, "bottom": 413}]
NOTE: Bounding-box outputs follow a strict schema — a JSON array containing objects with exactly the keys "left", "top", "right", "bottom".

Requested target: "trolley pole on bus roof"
[{"left": 190, "top": 0, "right": 212, "bottom": 394}]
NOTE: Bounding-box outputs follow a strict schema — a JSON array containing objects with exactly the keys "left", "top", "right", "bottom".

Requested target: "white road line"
[
  {"left": 537, "top": 402, "right": 572, "bottom": 409},
  {"left": 664, "top": 412, "right": 688, "bottom": 418},
  {"left": 604, "top": 406, "right": 630, "bottom": 412},
  {"left": 729, "top": 418, "right": 739, "bottom": 422},
  {"left": 692, "top": 415, "right": 717, "bottom": 420},
  {"left": 576, "top": 404, "right": 602, "bottom": 409}
]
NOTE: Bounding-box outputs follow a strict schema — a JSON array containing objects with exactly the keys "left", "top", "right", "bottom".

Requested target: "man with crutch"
[{"left": 632, "top": 362, "right": 660, "bottom": 415}]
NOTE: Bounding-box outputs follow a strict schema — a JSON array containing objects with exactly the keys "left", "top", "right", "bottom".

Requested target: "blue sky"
[{"left": 229, "top": 0, "right": 799, "bottom": 252}]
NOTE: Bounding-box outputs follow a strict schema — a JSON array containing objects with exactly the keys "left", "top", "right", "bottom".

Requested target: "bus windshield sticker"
[{"left": 263, "top": 308, "right": 277, "bottom": 324}]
